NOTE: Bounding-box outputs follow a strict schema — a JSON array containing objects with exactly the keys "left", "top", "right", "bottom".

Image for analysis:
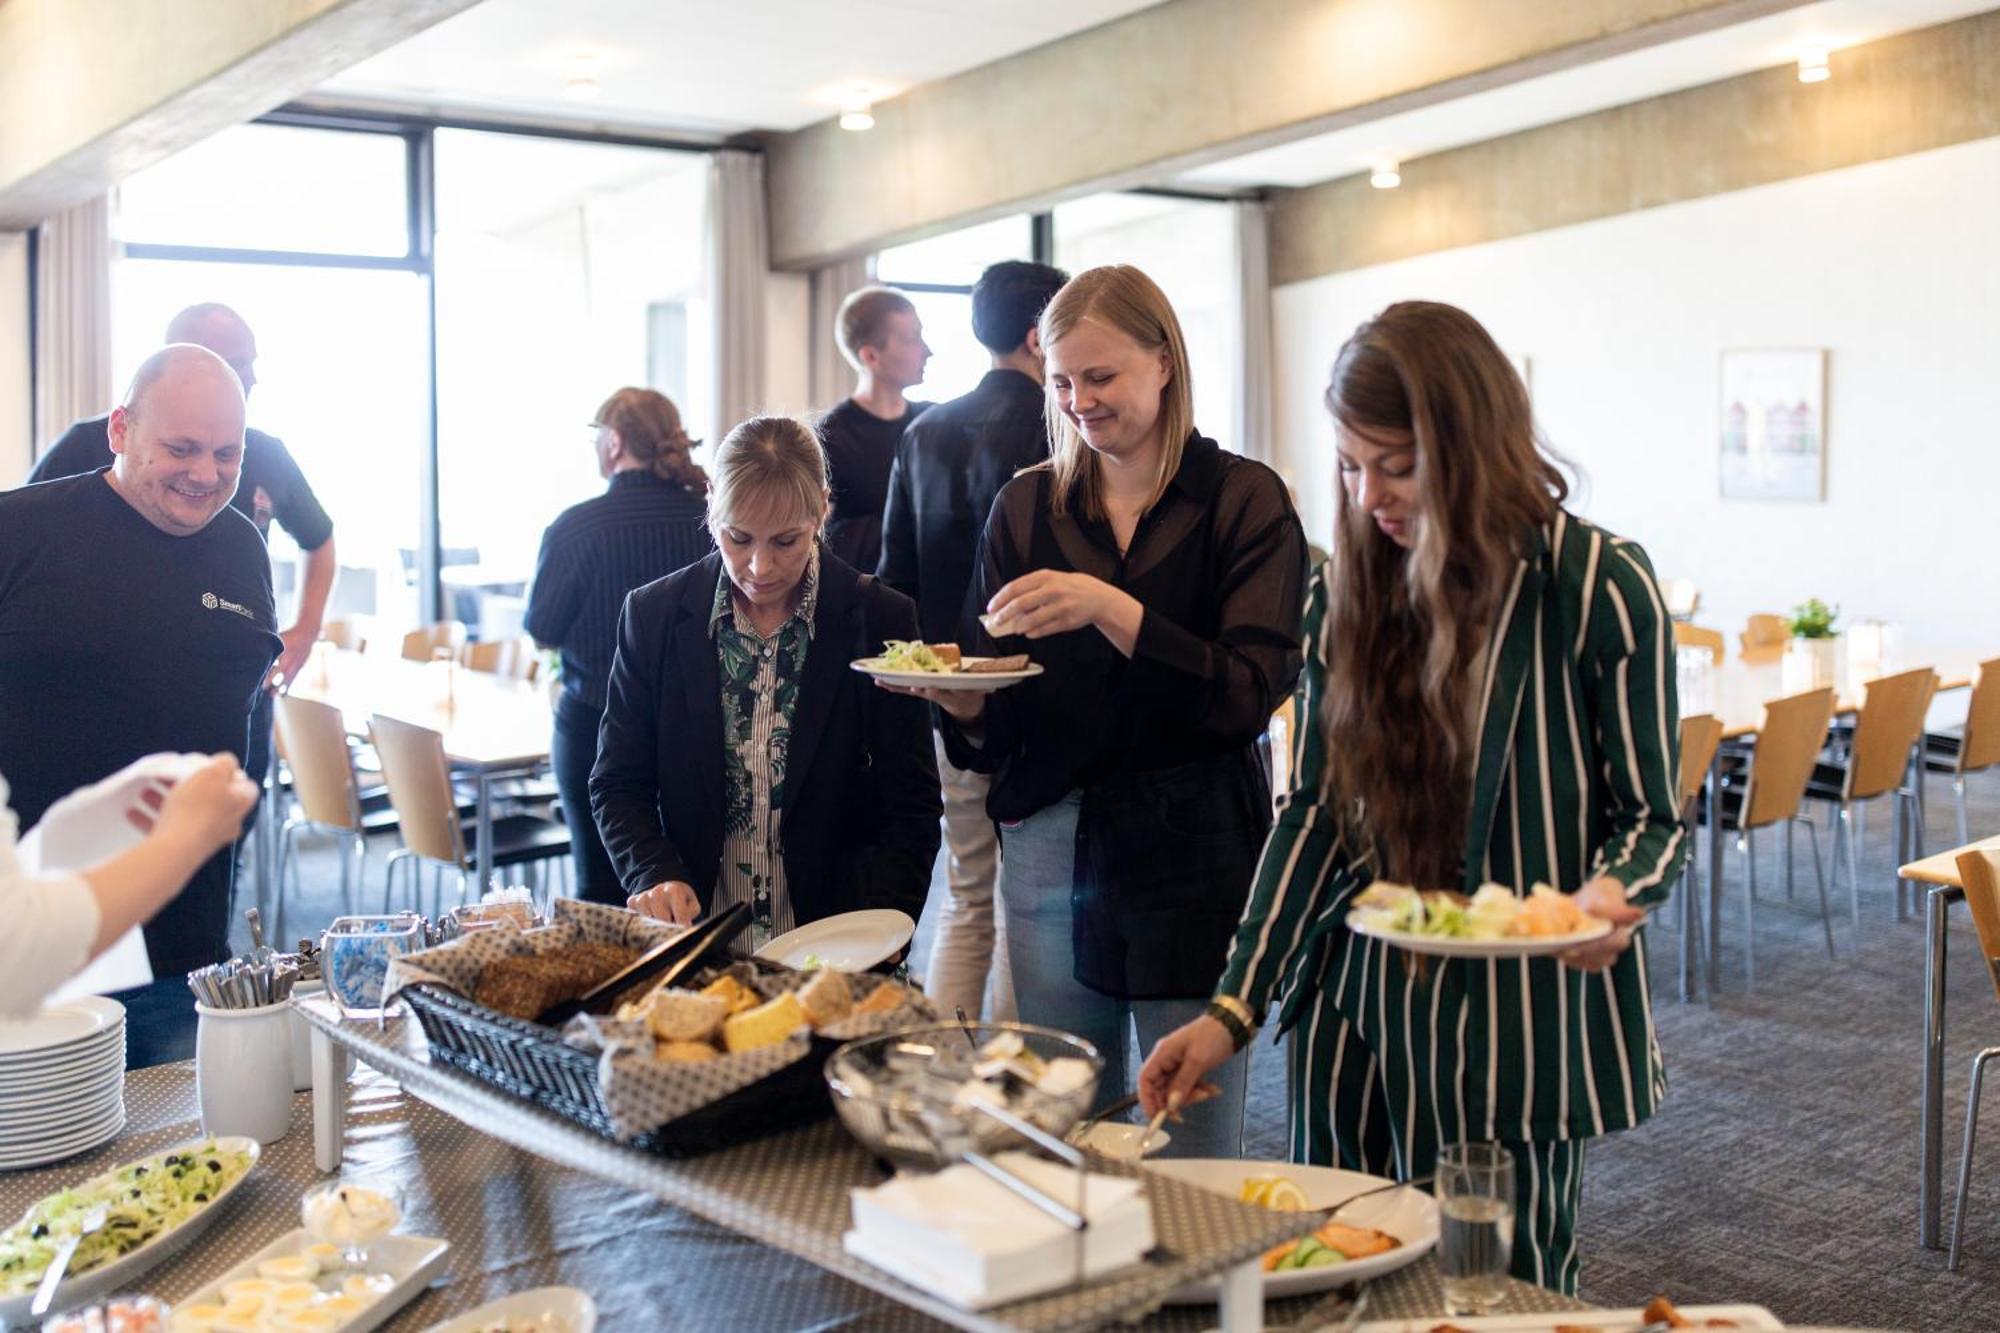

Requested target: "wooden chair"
[
  {"left": 369, "top": 713, "right": 570, "bottom": 915},
  {"left": 320, "top": 619, "right": 366, "bottom": 653},
  {"left": 1701, "top": 688, "right": 1837, "bottom": 985},
  {"left": 1805, "top": 666, "right": 1938, "bottom": 926},
  {"left": 401, "top": 621, "right": 468, "bottom": 664},
  {"left": 1948, "top": 848, "right": 2000, "bottom": 1271},
  {"left": 460, "top": 635, "right": 539, "bottom": 682},
  {"left": 272, "top": 696, "right": 369, "bottom": 943},
  {"left": 1674, "top": 623, "right": 1726, "bottom": 663},
  {"left": 1927, "top": 658, "right": 2000, "bottom": 846},
  {"left": 1672, "top": 714, "right": 1724, "bottom": 980},
  {"left": 1739, "top": 613, "right": 1789, "bottom": 665}
]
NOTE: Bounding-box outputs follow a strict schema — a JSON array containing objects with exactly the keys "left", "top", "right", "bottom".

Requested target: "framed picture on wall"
[{"left": 1718, "top": 348, "right": 1827, "bottom": 502}]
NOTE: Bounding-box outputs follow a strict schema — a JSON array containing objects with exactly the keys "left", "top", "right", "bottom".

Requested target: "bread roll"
[
  {"left": 699, "top": 973, "right": 761, "bottom": 1016},
  {"left": 928, "top": 643, "right": 963, "bottom": 667},
  {"left": 723, "top": 991, "right": 809, "bottom": 1052},
  {"left": 655, "top": 1040, "right": 720, "bottom": 1064},
  {"left": 643, "top": 988, "right": 728, "bottom": 1043},
  {"left": 796, "top": 969, "right": 854, "bottom": 1029},
  {"left": 853, "top": 982, "right": 908, "bottom": 1017}
]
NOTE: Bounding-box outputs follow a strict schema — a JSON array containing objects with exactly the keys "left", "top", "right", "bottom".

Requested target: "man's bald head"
[
  {"left": 107, "top": 344, "right": 248, "bottom": 536},
  {"left": 163, "top": 303, "right": 257, "bottom": 395}
]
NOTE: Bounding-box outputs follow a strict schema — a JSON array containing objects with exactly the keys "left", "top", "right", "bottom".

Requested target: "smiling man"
[{"left": 0, "top": 344, "right": 280, "bottom": 979}]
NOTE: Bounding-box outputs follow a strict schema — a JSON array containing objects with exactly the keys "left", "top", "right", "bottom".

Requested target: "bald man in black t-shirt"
[{"left": 0, "top": 345, "right": 279, "bottom": 976}]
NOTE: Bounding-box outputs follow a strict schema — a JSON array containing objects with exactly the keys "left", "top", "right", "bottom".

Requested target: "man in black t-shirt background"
[
  {"left": 28, "top": 304, "right": 335, "bottom": 794},
  {"left": 0, "top": 345, "right": 280, "bottom": 979},
  {"left": 814, "top": 285, "right": 931, "bottom": 573}
]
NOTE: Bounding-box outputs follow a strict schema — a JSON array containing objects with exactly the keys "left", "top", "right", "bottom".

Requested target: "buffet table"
[{"left": 0, "top": 1027, "right": 1591, "bottom": 1331}]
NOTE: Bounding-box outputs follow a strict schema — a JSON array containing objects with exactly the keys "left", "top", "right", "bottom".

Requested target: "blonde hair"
[
  {"left": 835, "top": 285, "right": 917, "bottom": 370},
  {"left": 1036, "top": 265, "right": 1194, "bottom": 520},
  {"left": 593, "top": 387, "right": 706, "bottom": 491},
  {"left": 706, "top": 415, "right": 828, "bottom": 531}
]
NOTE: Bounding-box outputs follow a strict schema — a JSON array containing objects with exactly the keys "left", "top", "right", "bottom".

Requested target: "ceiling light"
[
  {"left": 1797, "top": 48, "right": 1830, "bottom": 83},
  {"left": 1370, "top": 160, "right": 1402, "bottom": 189},
  {"left": 840, "top": 90, "right": 875, "bottom": 132},
  {"left": 565, "top": 52, "right": 601, "bottom": 101}
]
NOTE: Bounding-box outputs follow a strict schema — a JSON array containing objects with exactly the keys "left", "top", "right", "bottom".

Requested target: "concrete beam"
[
  {"left": 0, "top": 0, "right": 481, "bottom": 230},
  {"left": 1269, "top": 9, "right": 2000, "bottom": 283},
  {"left": 763, "top": 0, "right": 1808, "bottom": 269}
]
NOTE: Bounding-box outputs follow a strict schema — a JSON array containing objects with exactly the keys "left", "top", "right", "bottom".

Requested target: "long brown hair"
[
  {"left": 1035, "top": 265, "right": 1194, "bottom": 520},
  {"left": 594, "top": 387, "right": 707, "bottom": 492},
  {"left": 1320, "top": 301, "right": 1566, "bottom": 887}
]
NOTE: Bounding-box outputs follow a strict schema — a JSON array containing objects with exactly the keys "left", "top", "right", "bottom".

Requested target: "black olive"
[
  {"left": 30, "top": 1224, "right": 47, "bottom": 1239},
  {"left": 133, "top": 1166, "right": 147, "bottom": 1176},
  {"left": 207, "top": 1160, "right": 220, "bottom": 1171},
  {"left": 194, "top": 1193, "right": 208, "bottom": 1202},
  {"left": 128, "top": 1189, "right": 140, "bottom": 1198}
]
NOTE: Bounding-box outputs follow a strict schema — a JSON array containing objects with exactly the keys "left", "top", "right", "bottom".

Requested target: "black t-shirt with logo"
[{"left": 0, "top": 470, "right": 280, "bottom": 975}]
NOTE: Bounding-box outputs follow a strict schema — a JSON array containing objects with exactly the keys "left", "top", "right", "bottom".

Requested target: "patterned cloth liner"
[{"left": 385, "top": 898, "right": 934, "bottom": 1139}]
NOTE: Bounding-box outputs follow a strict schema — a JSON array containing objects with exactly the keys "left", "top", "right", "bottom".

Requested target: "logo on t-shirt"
[{"left": 201, "top": 590, "right": 256, "bottom": 622}]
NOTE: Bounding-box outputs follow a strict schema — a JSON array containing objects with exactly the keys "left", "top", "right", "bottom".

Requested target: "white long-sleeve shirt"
[{"left": 0, "top": 774, "right": 101, "bottom": 1020}]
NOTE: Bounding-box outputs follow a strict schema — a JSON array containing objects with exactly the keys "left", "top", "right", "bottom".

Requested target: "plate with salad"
[
  {"left": 1345, "top": 882, "right": 1612, "bottom": 958},
  {"left": 1142, "top": 1159, "right": 1436, "bottom": 1303},
  {"left": 852, "top": 641, "right": 1042, "bottom": 691},
  {"left": 0, "top": 1135, "right": 260, "bottom": 1324}
]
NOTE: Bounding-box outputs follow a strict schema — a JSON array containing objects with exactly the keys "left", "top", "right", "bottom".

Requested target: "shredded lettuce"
[{"left": 877, "top": 641, "right": 956, "bottom": 673}]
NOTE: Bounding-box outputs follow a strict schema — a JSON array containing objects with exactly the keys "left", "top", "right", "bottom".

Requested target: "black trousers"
[{"left": 552, "top": 690, "right": 623, "bottom": 905}]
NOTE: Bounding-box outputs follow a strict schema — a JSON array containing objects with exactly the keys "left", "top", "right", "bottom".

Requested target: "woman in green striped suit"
[{"left": 1140, "top": 301, "right": 1683, "bottom": 1294}]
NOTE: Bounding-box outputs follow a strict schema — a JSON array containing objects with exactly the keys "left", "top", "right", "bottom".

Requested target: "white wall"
[
  {"left": 763, "top": 270, "right": 811, "bottom": 418},
  {"left": 0, "top": 232, "right": 27, "bottom": 488},
  {"left": 1272, "top": 136, "right": 2000, "bottom": 651}
]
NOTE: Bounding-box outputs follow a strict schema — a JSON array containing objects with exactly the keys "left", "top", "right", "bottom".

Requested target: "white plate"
[
  {"left": 0, "top": 1105, "right": 125, "bottom": 1161},
  {"left": 753, "top": 909, "right": 917, "bottom": 972},
  {"left": 851, "top": 657, "right": 1044, "bottom": 692},
  {"left": 0, "top": 1050, "right": 123, "bottom": 1094},
  {"left": 1355, "top": 1307, "right": 1782, "bottom": 1331},
  {"left": 0, "top": 1038, "right": 123, "bottom": 1084},
  {"left": 177, "top": 1229, "right": 452, "bottom": 1332},
  {"left": 0, "top": 1083, "right": 122, "bottom": 1134},
  {"left": 422, "top": 1286, "right": 598, "bottom": 1333},
  {"left": 1141, "top": 1159, "right": 1438, "bottom": 1304},
  {"left": 0, "top": 1063, "right": 123, "bottom": 1112},
  {"left": 0, "top": 998, "right": 124, "bottom": 1059},
  {"left": 1345, "top": 913, "right": 1611, "bottom": 959},
  {"left": 0, "top": 1134, "right": 257, "bottom": 1323}
]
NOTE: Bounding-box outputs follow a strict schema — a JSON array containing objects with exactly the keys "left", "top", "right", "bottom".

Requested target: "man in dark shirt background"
[
  {"left": 29, "top": 303, "right": 335, "bottom": 795},
  {"left": 877, "top": 259, "right": 1068, "bottom": 1023},
  {"left": 815, "top": 285, "right": 930, "bottom": 573},
  {"left": 0, "top": 345, "right": 280, "bottom": 979}
]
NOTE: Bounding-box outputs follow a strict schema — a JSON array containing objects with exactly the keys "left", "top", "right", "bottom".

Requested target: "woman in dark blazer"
[{"left": 589, "top": 415, "right": 940, "bottom": 945}]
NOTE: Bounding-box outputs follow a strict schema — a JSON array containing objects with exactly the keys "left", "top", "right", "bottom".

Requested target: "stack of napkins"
[{"left": 843, "top": 1152, "right": 1155, "bottom": 1309}]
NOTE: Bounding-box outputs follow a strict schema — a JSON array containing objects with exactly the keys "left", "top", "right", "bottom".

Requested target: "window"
[
  {"left": 875, "top": 215, "right": 1037, "bottom": 403},
  {"left": 431, "top": 130, "right": 710, "bottom": 638}
]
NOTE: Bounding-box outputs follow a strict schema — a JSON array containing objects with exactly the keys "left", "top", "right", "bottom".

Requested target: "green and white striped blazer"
[{"left": 1219, "top": 511, "right": 1683, "bottom": 1142}]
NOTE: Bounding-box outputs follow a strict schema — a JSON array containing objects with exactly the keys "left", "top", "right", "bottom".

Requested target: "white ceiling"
[
  {"left": 320, "top": 0, "right": 1171, "bottom": 138},
  {"left": 1175, "top": 0, "right": 1998, "bottom": 189}
]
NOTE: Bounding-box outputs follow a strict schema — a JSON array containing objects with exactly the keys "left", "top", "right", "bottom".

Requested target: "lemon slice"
[
  {"left": 1239, "top": 1175, "right": 1280, "bottom": 1206},
  {"left": 1262, "top": 1178, "right": 1311, "bottom": 1211}
]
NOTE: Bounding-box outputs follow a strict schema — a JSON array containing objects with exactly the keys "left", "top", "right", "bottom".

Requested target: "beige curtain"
[
  {"left": 1232, "top": 199, "right": 1275, "bottom": 466},
  {"left": 32, "top": 195, "right": 113, "bottom": 454},
  {"left": 807, "top": 253, "right": 872, "bottom": 409},
  {"left": 704, "top": 150, "right": 768, "bottom": 443}
]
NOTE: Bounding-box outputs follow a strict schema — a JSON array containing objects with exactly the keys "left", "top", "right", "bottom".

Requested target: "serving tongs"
[{"left": 533, "top": 902, "right": 751, "bottom": 1027}]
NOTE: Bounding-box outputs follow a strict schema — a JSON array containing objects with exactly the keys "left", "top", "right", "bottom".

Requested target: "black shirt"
[
  {"left": 29, "top": 415, "right": 335, "bottom": 551},
  {"left": 523, "top": 469, "right": 712, "bottom": 711},
  {"left": 878, "top": 369, "right": 1049, "bottom": 647},
  {"left": 815, "top": 398, "right": 928, "bottom": 574},
  {"left": 0, "top": 471, "right": 280, "bottom": 975},
  {"left": 943, "top": 434, "right": 1310, "bottom": 822}
]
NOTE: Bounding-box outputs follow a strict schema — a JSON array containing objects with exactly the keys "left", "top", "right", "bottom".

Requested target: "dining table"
[
  {"left": 1896, "top": 833, "right": 2000, "bottom": 1253},
  {"left": 1674, "top": 644, "right": 1988, "bottom": 1004},
  {"left": 283, "top": 646, "right": 554, "bottom": 897}
]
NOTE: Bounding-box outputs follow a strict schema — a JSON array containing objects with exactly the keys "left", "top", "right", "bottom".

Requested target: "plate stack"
[{"left": 0, "top": 996, "right": 126, "bottom": 1170}]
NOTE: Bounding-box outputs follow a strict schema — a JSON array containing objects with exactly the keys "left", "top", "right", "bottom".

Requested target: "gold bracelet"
[{"left": 1210, "top": 994, "right": 1257, "bottom": 1028}]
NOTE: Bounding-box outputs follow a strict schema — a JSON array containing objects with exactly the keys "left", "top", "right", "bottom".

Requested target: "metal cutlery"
[{"left": 30, "top": 1205, "right": 106, "bottom": 1317}]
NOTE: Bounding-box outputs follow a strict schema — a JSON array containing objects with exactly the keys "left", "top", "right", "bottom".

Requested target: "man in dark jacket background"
[{"left": 877, "top": 259, "right": 1067, "bottom": 1022}]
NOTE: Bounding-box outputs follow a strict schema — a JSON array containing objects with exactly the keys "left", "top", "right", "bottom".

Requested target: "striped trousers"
[{"left": 1286, "top": 992, "right": 1587, "bottom": 1295}]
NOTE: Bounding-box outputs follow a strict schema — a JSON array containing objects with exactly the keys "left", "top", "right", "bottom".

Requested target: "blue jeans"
[{"left": 998, "top": 791, "right": 1249, "bottom": 1159}]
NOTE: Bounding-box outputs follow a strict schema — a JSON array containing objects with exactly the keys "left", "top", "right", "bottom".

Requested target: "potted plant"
[{"left": 1786, "top": 597, "right": 1841, "bottom": 687}]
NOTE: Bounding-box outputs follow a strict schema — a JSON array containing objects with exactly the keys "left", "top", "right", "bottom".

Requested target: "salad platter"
[
  {"left": 1345, "top": 883, "right": 1611, "bottom": 959},
  {"left": 851, "top": 641, "right": 1042, "bottom": 691},
  {"left": 1141, "top": 1159, "right": 1437, "bottom": 1304},
  {"left": 0, "top": 1136, "right": 259, "bottom": 1325}
]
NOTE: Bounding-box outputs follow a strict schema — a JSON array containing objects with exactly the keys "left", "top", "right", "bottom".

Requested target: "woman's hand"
[
  {"left": 149, "top": 754, "right": 258, "bottom": 855},
  {"left": 987, "top": 571, "right": 1143, "bottom": 655},
  {"left": 873, "top": 680, "right": 987, "bottom": 723},
  {"left": 1138, "top": 1014, "right": 1238, "bottom": 1117},
  {"left": 1560, "top": 875, "right": 1647, "bottom": 971},
  {"left": 628, "top": 881, "right": 702, "bottom": 926}
]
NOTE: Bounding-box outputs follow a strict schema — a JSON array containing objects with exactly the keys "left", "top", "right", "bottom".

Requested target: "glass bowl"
[{"left": 824, "top": 1022, "right": 1103, "bottom": 1169}]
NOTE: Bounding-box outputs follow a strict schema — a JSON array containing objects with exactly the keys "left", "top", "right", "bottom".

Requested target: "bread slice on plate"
[{"left": 965, "top": 654, "right": 1030, "bottom": 673}]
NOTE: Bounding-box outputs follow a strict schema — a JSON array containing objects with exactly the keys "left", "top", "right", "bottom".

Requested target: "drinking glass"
[{"left": 1436, "top": 1141, "right": 1515, "bottom": 1316}]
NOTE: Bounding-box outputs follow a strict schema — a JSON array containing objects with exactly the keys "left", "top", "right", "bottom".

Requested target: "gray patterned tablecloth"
[{"left": 0, "top": 1047, "right": 1590, "bottom": 1330}]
